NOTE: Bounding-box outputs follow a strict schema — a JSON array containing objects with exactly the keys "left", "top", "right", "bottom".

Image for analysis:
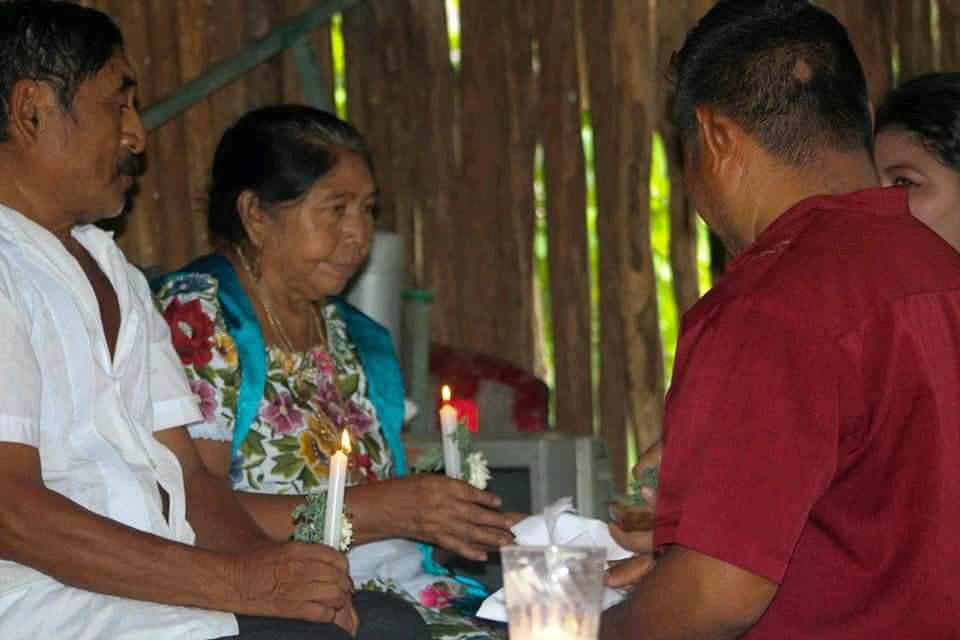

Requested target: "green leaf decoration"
[
  {"left": 263, "top": 384, "right": 277, "bottom": 402},
  {"left": 195, "top": 365, "right": 217, "bottom": 386},
  {"left": 221, "top": 387, "right": 238, "bottom": 412},
  {"left": 272, "top": 452, "right": 305, "bottom": 479},
  {"left": 239, "top": 430, "right": 267, "bottom": 459},
  {"left": 273, "top": 435, "right": 302, "bottom": 453},
  {"left": 215, "top": 368, "right": 238, "bottom": 386},
  {"left": 412, "top": 447, "right": 444, "bottom": 473},
  {"left": 338, "top": 372, "right": 360, "bottom": 397},
  {"left": 298, "top": 466, "right": 319, "bottom": 489},
  {"left": 626, "top": 466, "right": 659, "bottom": 506},
  {"left": 292, "top": 492, "right": 327, "bottom": 544},
  {"left": 454, "top": 421, "right": 472, "bottom": 459}
]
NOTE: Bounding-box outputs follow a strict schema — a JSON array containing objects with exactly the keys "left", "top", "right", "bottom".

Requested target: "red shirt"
[{"left": 655, "top": 188, "right": 960, "bottom": 638}]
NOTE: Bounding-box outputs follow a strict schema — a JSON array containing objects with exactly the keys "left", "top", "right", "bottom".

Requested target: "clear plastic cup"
[{"left": 501, "top": 545, "right": 606, "bottom": 640}]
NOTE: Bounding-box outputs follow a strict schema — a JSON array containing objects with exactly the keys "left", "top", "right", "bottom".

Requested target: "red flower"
[
  {"left": 349, "top": 450, "right": 378, "bottom": 482},
  {"left": 163, "top": 298, "right": 215, "bottom": 369}
]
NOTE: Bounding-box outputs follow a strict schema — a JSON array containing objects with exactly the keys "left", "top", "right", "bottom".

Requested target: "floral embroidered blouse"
[{"left": 155, "top": 273, "right": 393, "bottom": 494}]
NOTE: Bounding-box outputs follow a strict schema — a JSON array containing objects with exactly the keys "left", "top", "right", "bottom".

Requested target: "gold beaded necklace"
[{"left": 234, "top": 244, "right": 326, "bottom": 353}]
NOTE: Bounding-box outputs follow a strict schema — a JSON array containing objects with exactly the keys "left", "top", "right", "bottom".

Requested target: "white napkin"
[{"left": 475, "top": 497, "right": 631, "bottom": 621}]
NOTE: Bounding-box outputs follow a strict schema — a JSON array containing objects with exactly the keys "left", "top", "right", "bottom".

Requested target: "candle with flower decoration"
[
  {"left": 439, "top": 385, "right": 462, "bottom": 479},
  {"left": 323, "top": 430, "right": 351, "bottom": 549}
]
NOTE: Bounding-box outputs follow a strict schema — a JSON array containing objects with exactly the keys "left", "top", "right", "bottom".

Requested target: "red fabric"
[
  {"left": 430, "top": 345, "right": 549, "bottom": 431},
  {"left": 654, "top": 188, "right": 960, "bottom": 639},
  {"left": 448, "top": 398, "right": 479, "bottom": 432}
]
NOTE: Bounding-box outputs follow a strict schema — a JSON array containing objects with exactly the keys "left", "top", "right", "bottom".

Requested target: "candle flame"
[
  {"left": 341, "top": 430, "right": 352, "bottom": 454},
  {"left": 441, "top": 385, "right": 451, "bottom": 403}
]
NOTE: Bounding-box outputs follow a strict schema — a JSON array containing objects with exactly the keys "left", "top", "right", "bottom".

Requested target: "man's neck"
[
  {"left": 0, "top": 157, "right": 75, "bottom": 242},
  {"left": 738, "top": 151, "right": 880, "bottom": 252}
]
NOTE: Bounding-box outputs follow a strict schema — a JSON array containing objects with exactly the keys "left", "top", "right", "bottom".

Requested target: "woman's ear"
[{"left": 236, "top": 190, "right": 268, "bottom": 249}]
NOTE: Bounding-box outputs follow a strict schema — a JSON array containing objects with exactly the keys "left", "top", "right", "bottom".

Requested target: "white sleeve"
[{"left": 0, "top": 293, "right": 42, "bottom": 446}]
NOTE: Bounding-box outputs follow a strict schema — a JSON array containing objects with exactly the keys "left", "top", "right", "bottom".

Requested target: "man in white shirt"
[{"left": 0, "top": 2, "right": 429, "bottom": 638}]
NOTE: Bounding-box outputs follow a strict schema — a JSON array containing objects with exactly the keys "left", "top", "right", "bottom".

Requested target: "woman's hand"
[{"left": 348, "top": 475, "right": 522, "bottom": 561}]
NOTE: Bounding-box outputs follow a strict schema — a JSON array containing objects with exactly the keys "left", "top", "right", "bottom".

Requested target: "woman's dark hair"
[
  {"left": 671, "top": 0, "right": 872, "bottom": 166},
  {"left": 207, "top": 105, "right": 375, "bottom": 244},
  {"left": 0, "top": 0, "right": 124, "bottom": 141},
  {"left": 876, "top": 72, "right": 960, "bottom": 171}
]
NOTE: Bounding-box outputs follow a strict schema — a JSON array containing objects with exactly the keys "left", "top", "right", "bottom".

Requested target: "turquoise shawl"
[{"left": 156, "top": 253, "right": 408, "bottom": 475}]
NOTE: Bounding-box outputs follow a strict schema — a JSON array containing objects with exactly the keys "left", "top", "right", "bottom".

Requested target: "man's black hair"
[
  {"left": 671, "top": 0, "right": 873, "bottom": 166},
  {"left": 0, "top": 0, "right": 124, "bottom": 141}
]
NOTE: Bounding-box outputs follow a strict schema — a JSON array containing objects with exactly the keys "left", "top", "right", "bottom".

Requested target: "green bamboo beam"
[
  {"left": 291, "top": 36, "right": 334, "bottom": 112},
  {"left": 142, "top": 0, "right": 362, "bottom": 131}
]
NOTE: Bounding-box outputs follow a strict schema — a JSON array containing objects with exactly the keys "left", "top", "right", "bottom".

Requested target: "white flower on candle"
[
  {"left": 466, "top": 451, "right": 490, "bottom": 490},
  {"left": 340, "top": 515, "right": 353, "bottom": 551}
]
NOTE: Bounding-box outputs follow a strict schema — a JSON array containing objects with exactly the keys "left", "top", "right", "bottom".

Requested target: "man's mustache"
[{"left": 115, "top": 153, "right": 146, "bottom": 179}]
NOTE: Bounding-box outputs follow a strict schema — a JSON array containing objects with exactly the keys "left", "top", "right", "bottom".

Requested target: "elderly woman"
[{"left": 154, "top": 105, "right": 518, "bottom": 640}]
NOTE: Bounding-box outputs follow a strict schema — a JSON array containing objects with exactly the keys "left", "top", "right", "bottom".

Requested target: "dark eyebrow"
[{"left": 884, "top": 164, "right": 919, "bottom": 173}]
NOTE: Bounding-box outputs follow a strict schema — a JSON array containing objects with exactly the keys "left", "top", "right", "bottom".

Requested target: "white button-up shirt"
[{"left": 0, "top": 204, "right": 236, "bottom": 639}]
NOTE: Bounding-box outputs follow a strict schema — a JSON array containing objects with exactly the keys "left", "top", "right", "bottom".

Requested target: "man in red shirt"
[{"left": 600, "top": 1, "right": 960, "bottom": 638}]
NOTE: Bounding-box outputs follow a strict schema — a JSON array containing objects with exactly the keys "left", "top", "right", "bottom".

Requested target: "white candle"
[
  {"left": 439, "top": 385, "right": 462, "bottom": 479},
  {"left": 323, "top": 430, "right": 351, "bottom": 549}
]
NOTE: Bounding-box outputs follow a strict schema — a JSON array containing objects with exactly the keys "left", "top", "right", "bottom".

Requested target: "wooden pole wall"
[
  {"left": 582, "top": 0, "right": 630, "bottom": 488},
  {"left": 536, "top": 0, "right": 593, "bottom": 437},
  {"left": 77, "top": 0, "right": 941, "bottom": 488},
  {"left": 820, "top": 0, "right": 894, "bottom": 101},
  {"left": 458, "top": 0, "right": 537, "bottom": 372},
  {"left": 939, "top": 0, "right": 960, "bottom": 71},
  {"left": 896, "top": 0, "right": 934, "bottom": 80}
]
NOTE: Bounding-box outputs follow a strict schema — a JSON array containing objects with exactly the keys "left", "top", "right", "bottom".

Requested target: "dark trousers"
[{"left": 220, "top": 590, "right": 430, "bottom": 640}]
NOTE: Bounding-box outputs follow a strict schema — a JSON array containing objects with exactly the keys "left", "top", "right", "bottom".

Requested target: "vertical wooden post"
[
  {"left": 939, "top": 0, "right": 960, "bottom": 71},
  {"left": 404, "top": 0, "right": 460, "bottom": 346},
  {"left": 536, "top": 0, "right": 593, "bottom": 436},
  {"left": 582, "top": 0, "right": 628, "bottom": 488},
  {"left": 895, "top": 0, "right": 934, "bottom": 81},
  {"left": 657, "top": 0, "right": 699, "bottom": 317},
  {"left": 583, "top": 0, "right": 664, "bottom": 487},
  {"left": 612, "top": 0, "right": 664, "bottom": 457},
  {"left": 457, "top": 0, "right": 538, "bottom": 371},
  {"left": 141, "top": 0, "right": 195, "bottom": 270},
  {"left": 820, "top": 0, "right": 894, "bottom": 101}
]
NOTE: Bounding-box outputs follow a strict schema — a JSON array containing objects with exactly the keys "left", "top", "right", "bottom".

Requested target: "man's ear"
[
  {"left": 236, "top": 190, "right": 269, "bottom": 249},
  {"left": 7, "top": 79, "right": 56, "bottom": 144},
  {"left": 694, "top": 105, "right": 743, "bottom": 179}
]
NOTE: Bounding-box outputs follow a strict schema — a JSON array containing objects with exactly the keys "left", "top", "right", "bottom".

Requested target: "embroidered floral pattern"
[
  {"left": 190, "top": 378, "right": 217, "bottom": 422},
  {"left": 163, "top": 298, "right": 215, "bottom": 368},
  {"left": 419, "top": 583, "right": 456, "bottom": 609},
  {"left": 259, "top": 391, "right": 305, "bottom": 435},
  {"left": 155, "top": 274, "right": 392, "bottom": 495}
]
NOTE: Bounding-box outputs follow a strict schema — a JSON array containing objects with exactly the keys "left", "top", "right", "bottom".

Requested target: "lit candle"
[
  {"left": 439, "top": 385, "right": 462, "bottom": 479},
  {"left": 323, "top": 430, "right": 351, "bottom": 549}
]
